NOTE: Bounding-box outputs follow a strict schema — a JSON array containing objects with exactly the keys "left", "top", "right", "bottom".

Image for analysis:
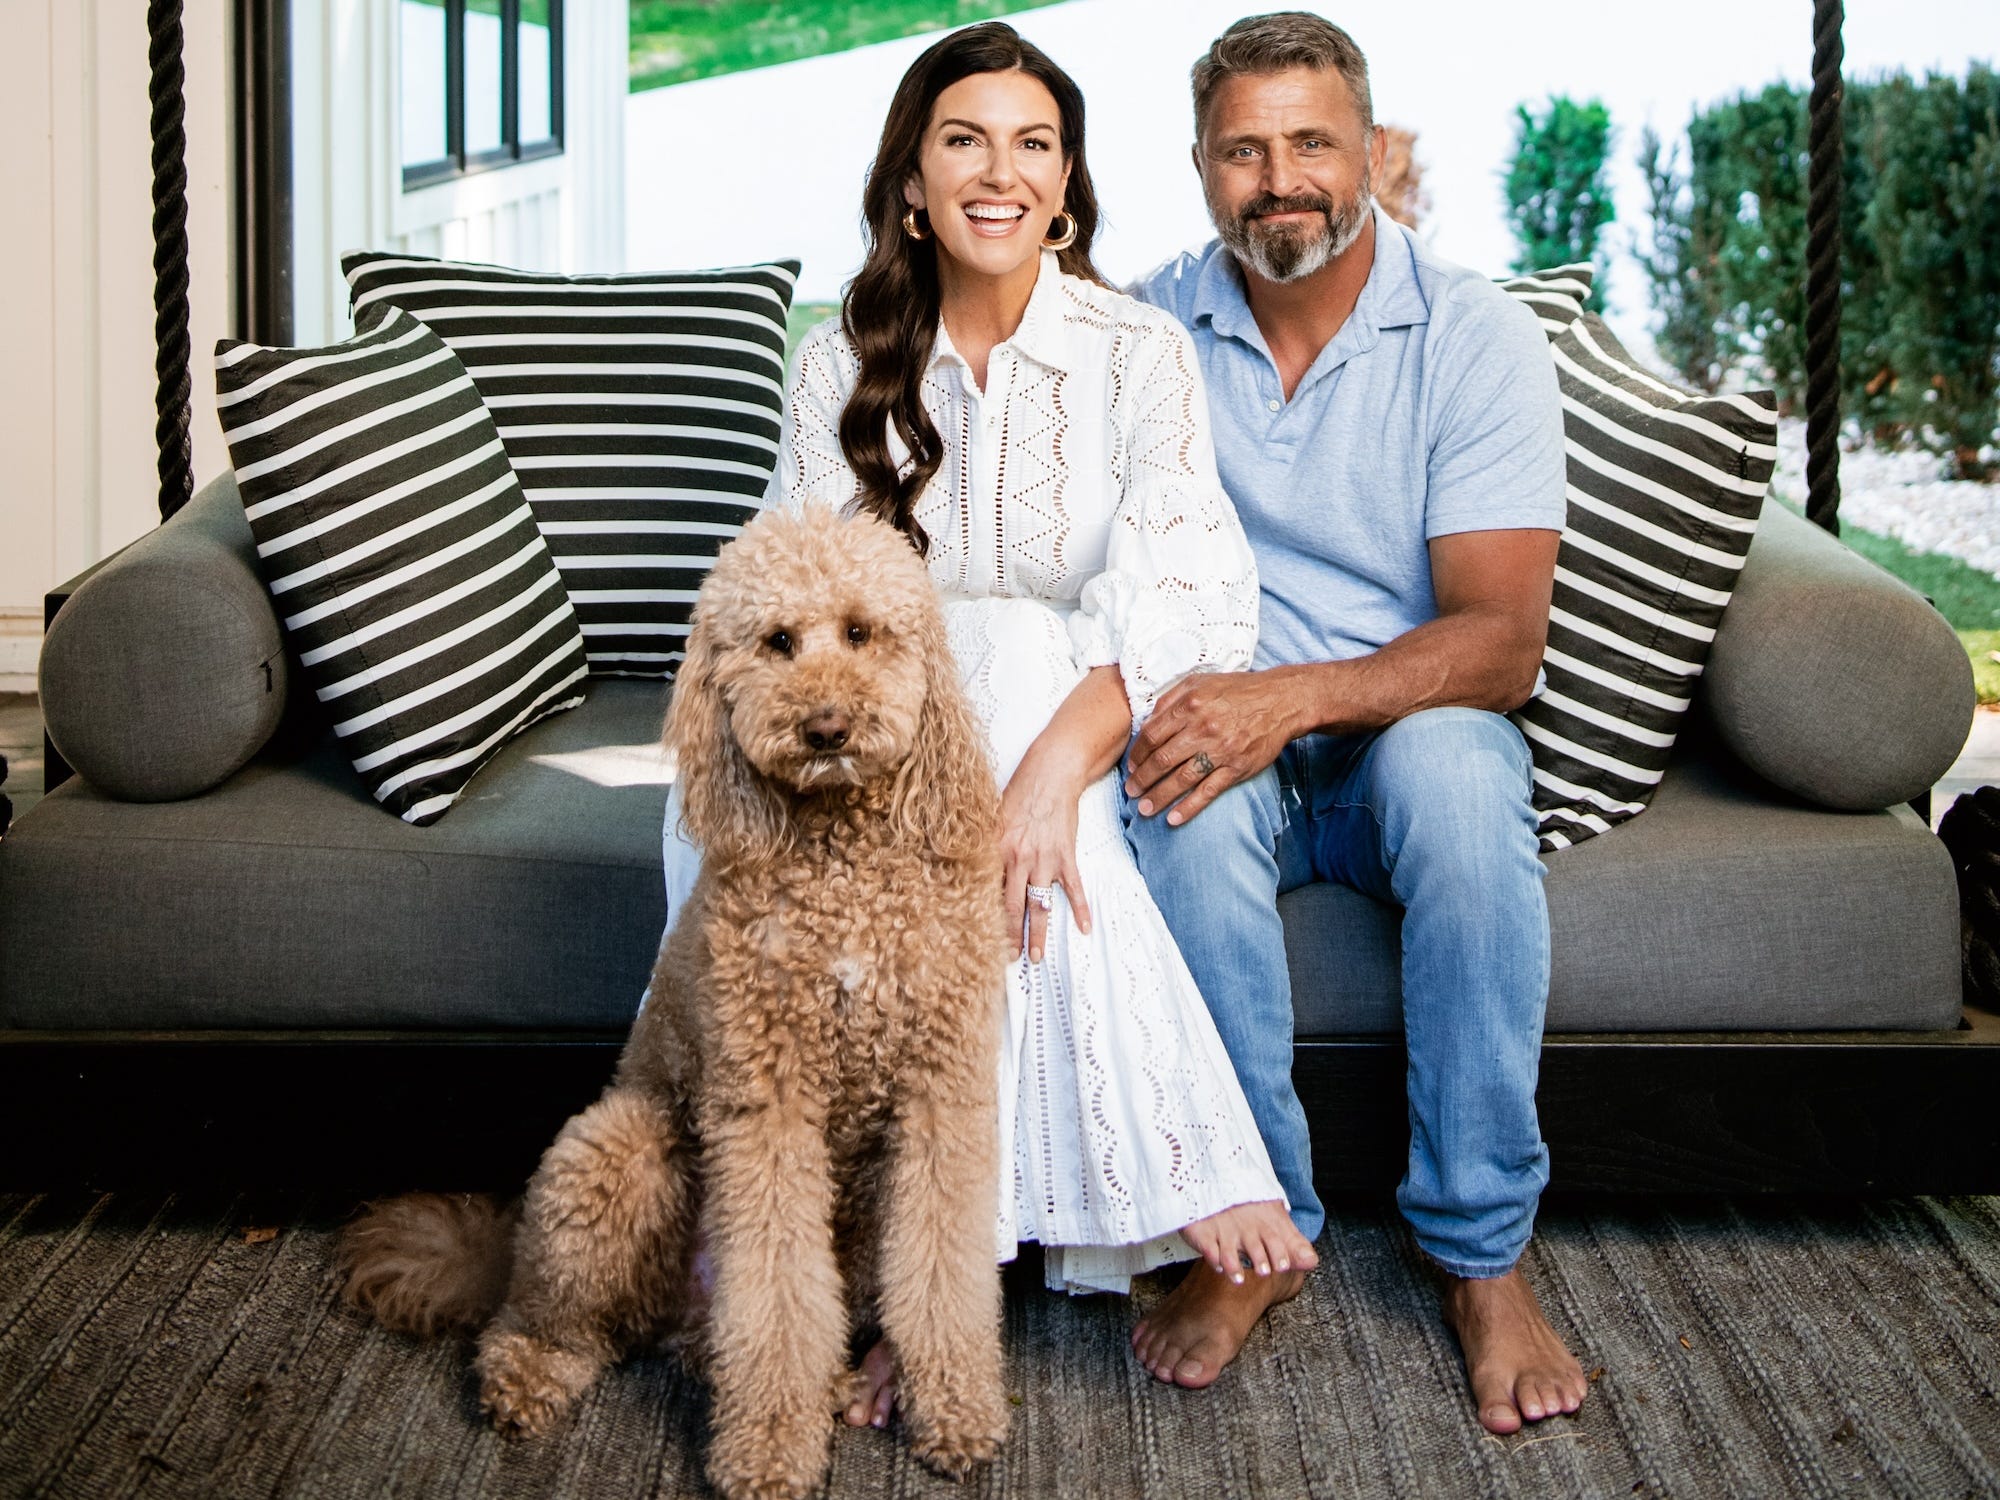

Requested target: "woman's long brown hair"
[{"left": 840, "top": 23, "right": 1107, "bottom": 554}]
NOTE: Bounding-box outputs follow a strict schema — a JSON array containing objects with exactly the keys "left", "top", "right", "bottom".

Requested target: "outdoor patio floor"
[{"left": 2, "top": 1191, "right": 1999, "bottom": 1498}]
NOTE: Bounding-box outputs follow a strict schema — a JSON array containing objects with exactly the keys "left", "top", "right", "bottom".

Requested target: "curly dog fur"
[{"left": 339, "top": 509, "right": 1010, "bottom": 1499}]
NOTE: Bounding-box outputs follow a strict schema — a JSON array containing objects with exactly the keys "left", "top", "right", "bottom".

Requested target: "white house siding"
[
  {"left": 0, "top": 0, "right": 623, "bottom": 692},
  {"left": 290, "top": 0, "right": 628, "bottom": 349},
  {"left": 0, "top": 0, "right": 233, "bottom": 690}
]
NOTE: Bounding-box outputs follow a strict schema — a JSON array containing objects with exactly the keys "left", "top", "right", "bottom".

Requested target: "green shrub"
[
  {"left": 1505, "top": 96, "right": 1615, "bottom": 310},
  {"left": 1862, "top": 67, "right": 2000, "bottom": 478},
  {"left": 1643, "top": 69, "right": 2000, "bottom": 475}
]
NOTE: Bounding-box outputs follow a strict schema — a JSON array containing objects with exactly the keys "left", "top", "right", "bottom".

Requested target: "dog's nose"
[{"left": 802, "top": 709, "right": 850, "bottom": 752}]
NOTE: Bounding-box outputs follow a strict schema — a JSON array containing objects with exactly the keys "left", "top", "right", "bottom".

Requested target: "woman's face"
[{"left": 905, "top": 69, "right": 1073, "bottom": 288}]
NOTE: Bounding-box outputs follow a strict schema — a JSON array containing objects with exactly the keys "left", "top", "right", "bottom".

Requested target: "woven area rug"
[{"left": 3, "top": 1191, "right": 1998, "bottom": 1499}]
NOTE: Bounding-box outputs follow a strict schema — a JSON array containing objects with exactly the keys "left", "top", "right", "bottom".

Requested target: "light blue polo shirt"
[{"left": 1133, "top": 210, "right": 1565, "bottom": 671}]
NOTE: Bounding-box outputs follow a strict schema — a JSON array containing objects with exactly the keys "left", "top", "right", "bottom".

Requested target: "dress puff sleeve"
[
  {"left": 1068, "top": 312, "right": 1260, "bottom": 727},
  {"left": 762, "top": 319, "right": 861, "bottom": 516}
]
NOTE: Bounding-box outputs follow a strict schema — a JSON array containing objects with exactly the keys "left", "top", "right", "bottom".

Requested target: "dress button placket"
[{"left": 966, "top": 358, "right": 996, "bottom": 597}]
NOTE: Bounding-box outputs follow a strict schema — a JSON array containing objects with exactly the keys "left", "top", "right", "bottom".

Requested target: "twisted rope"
[
  {"left": 1804, "top": 0, "right": 1845, "bottom": 534},
  {"left": 149, "top": 0, "right": 194, "bottom": 521}
]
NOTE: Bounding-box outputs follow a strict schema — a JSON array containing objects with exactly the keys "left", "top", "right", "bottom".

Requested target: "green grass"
[
  {"left": 785, "top": 300, "right": 841, "bottom": 367},
  {"left": 630, "top": 0, "right": 1070, "bottom": 92},
  {"left": 1960, "top": 629, "right": 2000, "bottom": 704},
  {"left": 1818, "top": 513, "right": 2000, "bottom": 703}
]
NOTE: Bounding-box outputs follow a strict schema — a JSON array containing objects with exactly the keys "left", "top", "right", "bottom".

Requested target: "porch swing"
[{"left": 0, "top": 0, "right": 1994, "bottom": 1195}]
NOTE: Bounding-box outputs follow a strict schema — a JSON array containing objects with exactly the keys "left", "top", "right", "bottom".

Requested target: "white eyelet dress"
[{"left": 668, "top": 252, "right": 1286, "bottom": 1294}]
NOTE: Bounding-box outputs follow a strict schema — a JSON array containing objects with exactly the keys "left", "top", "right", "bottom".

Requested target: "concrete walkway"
[{"left": 1937, "top": 704, "right": 2000, "bottom": 827}]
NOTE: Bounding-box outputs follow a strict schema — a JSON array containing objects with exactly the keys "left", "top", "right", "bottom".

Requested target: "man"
[{"left": 1121, "top": 12, "right": 1588, "bottom": 1436}]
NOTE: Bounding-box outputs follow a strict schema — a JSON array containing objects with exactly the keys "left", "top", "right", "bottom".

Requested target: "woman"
[{"left": 666, "top": 19, "right": 1315, "bottom": 1403}]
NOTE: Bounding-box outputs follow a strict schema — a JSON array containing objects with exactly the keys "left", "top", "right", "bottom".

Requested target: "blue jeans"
[{"left": 1122, "top": 707, "right": 1551, "bottom": 1277}]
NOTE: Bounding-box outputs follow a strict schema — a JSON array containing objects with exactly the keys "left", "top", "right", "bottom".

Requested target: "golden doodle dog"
[{"left": 339, "top": 508, "right": 1011, "bottom": 1499}]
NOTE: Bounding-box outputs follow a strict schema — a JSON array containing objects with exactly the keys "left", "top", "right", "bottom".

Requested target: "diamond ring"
[
  {"left": 1192, "top": 750, "right": 1216, "bottom": 779},
  {"left": 1025, "top": 883, "right": 1057, "bottom": 912}
]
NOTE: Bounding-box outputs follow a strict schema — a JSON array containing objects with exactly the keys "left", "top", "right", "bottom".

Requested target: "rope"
[
  {"left": 149, "top": 0, "right": 194, "bottom": 521},
  {"left": 1804, "top": 0, "right": 1845, "bottom": 534}
]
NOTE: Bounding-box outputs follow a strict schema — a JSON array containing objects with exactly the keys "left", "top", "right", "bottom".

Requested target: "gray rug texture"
[{"left": 2, "top": 1191, "right": 1998, "bottom": 1499}]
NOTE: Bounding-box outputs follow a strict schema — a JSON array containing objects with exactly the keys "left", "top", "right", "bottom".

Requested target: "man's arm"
[{"left": 1124, "top": 526, "right": 1558, "bottom": 823}]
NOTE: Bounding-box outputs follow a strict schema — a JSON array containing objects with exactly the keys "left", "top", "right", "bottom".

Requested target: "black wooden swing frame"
[{"left": 5, "top": 0, "right": 1997, "bottom": 1198}]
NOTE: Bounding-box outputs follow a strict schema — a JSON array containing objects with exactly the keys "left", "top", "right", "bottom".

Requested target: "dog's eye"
[
  {"left": 766, "top": 630, "right": 792, "bottom": 656},
  {"left": 846, "top": 623, "right": 870, "bottom": 646}
]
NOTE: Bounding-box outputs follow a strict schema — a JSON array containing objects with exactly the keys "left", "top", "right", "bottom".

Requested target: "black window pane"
[
  {"left": 399, "top": 0, "right": 448, "bottom": 168},
  {"left": 520, "top": 0, "right": 554, "bottom": 145},
  {"left": 465, "top": 0, "right": 504, "bottom": 156}
]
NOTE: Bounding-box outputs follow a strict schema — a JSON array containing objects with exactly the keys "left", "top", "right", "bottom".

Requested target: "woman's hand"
[
  {"left": 999, "top": 665, "right": 1131, "bottom": 963},
  {"left": 999, "top": 738, "right": 1096, "bottom": 965}
]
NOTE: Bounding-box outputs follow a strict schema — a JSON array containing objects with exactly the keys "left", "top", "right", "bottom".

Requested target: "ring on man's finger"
[
  {"left": 1025, "top": 883, "right": 1057, "bottom": 912},
  {"left": 1192, "top": 750, "right": 1216, "bottom": 779}
]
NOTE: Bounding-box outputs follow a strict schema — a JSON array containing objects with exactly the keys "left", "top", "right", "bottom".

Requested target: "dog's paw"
[
  {"left": 707, "top": 1415, "right": 834, "bottom": 1500},
  {"left": 474, "top": 1328, "right": 597, "bottom": 1439},
  {"left": 907, "top": 1397, "right": 1008, "bottom": 1482}
]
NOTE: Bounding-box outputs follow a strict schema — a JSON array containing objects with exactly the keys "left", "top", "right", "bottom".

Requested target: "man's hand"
[{"left": 1124, "top": 669, "right": 1301, "bottom": 825}]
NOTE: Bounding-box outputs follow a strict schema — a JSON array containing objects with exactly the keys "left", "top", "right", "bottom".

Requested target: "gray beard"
[{"left": 1221, "top": 189, "right": 1375, "bottom": 284}]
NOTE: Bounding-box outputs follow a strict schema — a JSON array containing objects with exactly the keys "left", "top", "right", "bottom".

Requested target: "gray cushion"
[
  {"left": 4, "top": 689, "right": 1959, "bottom": 1035},
  {"left": 0, "top": 679, "right": 671, "bottom": 1031},
  {"left": 38, "top": 475, "right": 289, "bottom": 802},
  {"left": 1702, "top": 498, "right": 1975, "bottom": 810},
  {"left": 1284, "top": 730, "right": 1962, "bottom": 1036}
]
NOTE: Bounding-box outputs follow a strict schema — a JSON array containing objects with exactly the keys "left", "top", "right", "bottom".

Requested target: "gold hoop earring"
[
  {"left": 1042, "top": 210, "right": 1078, "bottom": 252},
  {"left": 902, "top": 207, "right": 931, "bottom": 242}
]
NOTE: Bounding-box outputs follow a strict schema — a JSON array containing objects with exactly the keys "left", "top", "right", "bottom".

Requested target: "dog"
[{"left": 339, "top": 507, "right": 1011, "bottom": 1499}]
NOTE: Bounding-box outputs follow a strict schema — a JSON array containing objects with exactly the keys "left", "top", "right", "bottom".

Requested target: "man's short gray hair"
[{"left": 1191, "top": 12, "right": 1374, "bottom": 144}]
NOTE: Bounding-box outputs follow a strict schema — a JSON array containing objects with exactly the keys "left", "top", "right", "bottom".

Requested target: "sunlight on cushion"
[{"left": 530, "top": 742, "right": 675, "bottom": 787}]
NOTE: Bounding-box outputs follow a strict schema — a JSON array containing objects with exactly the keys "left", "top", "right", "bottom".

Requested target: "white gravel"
[{"left": 1768, "top": 418, "right": 2000, "bottom": 576}]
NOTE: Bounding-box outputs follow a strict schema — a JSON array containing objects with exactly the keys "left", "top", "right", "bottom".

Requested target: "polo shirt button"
[{"left": 1267, "top": 398, "right": 1282, "bottom": 412}]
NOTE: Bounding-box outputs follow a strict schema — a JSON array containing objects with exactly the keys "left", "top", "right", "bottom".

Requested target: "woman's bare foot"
[
  {"left": 1439, "top": 1267, "right": 1588, "bottom": 1434},
  {"left": 1179, "top": 1200, "right": 1319, "bottom": 1284},
  {"left": 1131, "top": 1264, "right": 1305, "bottom": 1388},
  {"left": 839, "top": 1339, "right": 897, "bottom": 1429}
]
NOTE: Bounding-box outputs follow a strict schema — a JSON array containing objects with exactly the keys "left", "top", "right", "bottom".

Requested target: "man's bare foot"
[
  {"left": 840, "top": 1340, "right": 896, "bottom": 1429},
  {"left": 1439, "top": 1267, "right": 1588, "bottom": 1435},
  {"left": 1131, "top": 1263, "right": 1305, "bottom": 1388},
  {"left": 1180, "top": 1200, "right": 1319, "bottom": 1284}
]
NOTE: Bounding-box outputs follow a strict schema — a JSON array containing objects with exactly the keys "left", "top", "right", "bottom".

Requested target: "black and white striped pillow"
[
  {"left": 1496, "top": 263, "right": 1593, "bottom": 340},
  {"left": 341, "top": 252, "right": 800, "bottom": 679},
  {"left": 215, "top": 307, "right": 589, "bottom": 825},
  {"left": 1511, "top": 315, "right": 1778, "bottom": 851}
]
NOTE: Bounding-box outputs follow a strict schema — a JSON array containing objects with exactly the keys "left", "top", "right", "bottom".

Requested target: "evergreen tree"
[
  {"left": 1697, "top": 84, "right": 1813, "bottom": 409},
  {"left": 1639, "top": 70, "right": 1997, "bottom": 470},
  {"left": 1863, "top": 66, "right": 2000, "bottom": 477},
  {"left": 1637, "top": 124, "right": 1726, "bottom": 391},
  {"left": 1504, "top": 96, "right": 1615, "bottom": 309}
]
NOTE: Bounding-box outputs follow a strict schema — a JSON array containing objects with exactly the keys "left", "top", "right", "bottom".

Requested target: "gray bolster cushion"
[
  {"left": 1702, "top": 498, "right": 1974, "bottom": 810},
  {"left": 39, "top": 473, "right": 289, "bottom": 801}
]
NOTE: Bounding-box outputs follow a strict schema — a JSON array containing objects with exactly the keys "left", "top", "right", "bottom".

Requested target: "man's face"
[{"left": 1197, "top": 66, "right": 1380, "bottom": 284}]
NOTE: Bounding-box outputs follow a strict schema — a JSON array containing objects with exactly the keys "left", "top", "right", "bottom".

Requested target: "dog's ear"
[
  {"left": 892, "top": 604, "right": 997, "bottom": 862},
  {"left": 667, "top": 613, "right": 793, "bottom": 868}
]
